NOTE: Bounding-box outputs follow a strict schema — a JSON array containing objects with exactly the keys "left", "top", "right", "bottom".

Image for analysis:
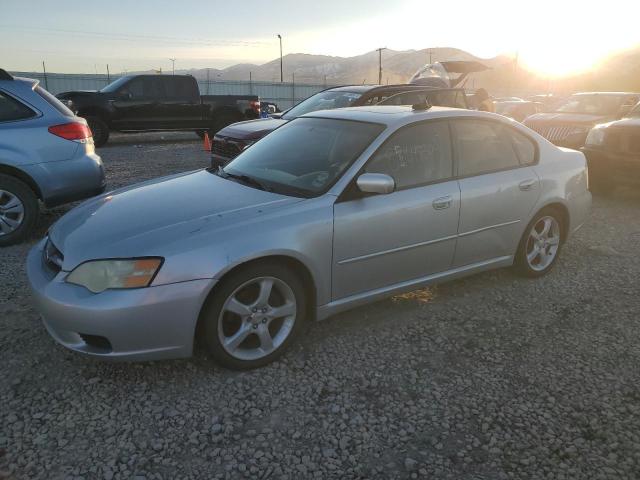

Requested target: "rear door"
[
  {"left": 158, "top": 77, "right": 202, "bottom": 129},
  {"left": 451, "top": 118, "right": 540, "bottom": 267},
  {"left": 332, "top": 120, "right": 460, "bottom": 300}
]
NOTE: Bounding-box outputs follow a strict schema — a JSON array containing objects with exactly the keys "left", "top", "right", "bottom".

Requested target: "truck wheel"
[
  {"left": 0, "top": 174, "right": 39, "bottom": 247},
  {"left": 86, "top": 116, "right": 109, "bottom": 147}
]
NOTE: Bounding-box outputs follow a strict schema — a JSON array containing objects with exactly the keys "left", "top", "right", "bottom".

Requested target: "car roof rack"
[{"left": 0, "top": 69, "right": 14, "bottom": 80}]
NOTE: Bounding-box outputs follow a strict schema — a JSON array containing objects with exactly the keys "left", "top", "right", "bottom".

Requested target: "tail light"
[
  {"left": 249, "top": 100, "right": 261, "bottom": 115},
  {"left": 48, "top": 122, "right": 92, "bottom": 142}
]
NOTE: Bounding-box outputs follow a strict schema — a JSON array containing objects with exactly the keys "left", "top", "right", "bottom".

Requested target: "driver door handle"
[
  {"left": 432, "top": 195, "right": 453, "bottom": 210},
  {"left": 519, "top": 179, "right": 536, "bottom": 191}
]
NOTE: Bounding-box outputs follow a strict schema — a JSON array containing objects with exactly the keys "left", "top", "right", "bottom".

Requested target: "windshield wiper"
[{"left": 217, "top": 168, "right": 271, "bottom": 192}]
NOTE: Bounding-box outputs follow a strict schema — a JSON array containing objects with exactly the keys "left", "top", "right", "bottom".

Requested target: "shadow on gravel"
[{"left": 100, "top": 132, "right": 200, "bottom": 147}]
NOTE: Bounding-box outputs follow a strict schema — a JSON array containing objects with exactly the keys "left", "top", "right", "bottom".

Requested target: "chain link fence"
[{"left": 9, "top": 72, "right": 336, "bottom": 110}]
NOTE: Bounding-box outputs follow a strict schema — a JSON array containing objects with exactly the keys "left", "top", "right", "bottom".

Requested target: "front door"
[
  {"left": 451, "top": 118, "right": 541, "bottom": 267},
  {"left": 332, "top": 120, "right": 460, "bottom": 300}
]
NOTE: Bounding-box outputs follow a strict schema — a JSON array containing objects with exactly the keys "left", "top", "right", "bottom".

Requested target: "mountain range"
[{"left": 140, "top": 45, "right": 640, "bottom": 93}]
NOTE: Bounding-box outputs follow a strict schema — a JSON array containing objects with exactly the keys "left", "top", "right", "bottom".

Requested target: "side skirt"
[{"left": 315, "top": 255, "right": 513, "bottom": 321}]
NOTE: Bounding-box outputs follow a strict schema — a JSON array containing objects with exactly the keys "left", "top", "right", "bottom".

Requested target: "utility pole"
[
  {"left": 429, "top": 48, "right": 433, "bottom": 64},
  {"left": 206, "top": 68, "right": 210, "bottom": 94},
  {"left": 277, "top": 34, "right": 283, "bottom": 82},
  {"left": 106, "top": 64, "right": 110, "bottom": 83},
  {"left": 376, "top": 47, "right": 387, "bottom": 85},
  {"left": 169, "top": 58, "right": 176, "bottom": 75}
]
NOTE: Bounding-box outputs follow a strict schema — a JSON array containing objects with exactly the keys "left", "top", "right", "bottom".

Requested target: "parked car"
[
  {"left": 211, "top": 84, "right": 468, "bottom": 167},
  {"left": 27, "top": 105, "right": 591, "bottom": 369},
  {"left": 525, "top": 94, "right": 567, "bottom": 113},
  {"left": 581, "top": 101, "right": 640, "bottom": 193},
  {"left": 523, "top": 92, "right": 640, "bottom": 149},
  {"left": 495, "top": 100, "right": 543, "bottom": 122},
  {"left": 0, "top": 69, "right": 105, "bottom": 246},
  {"left": 56, "top": 74, "right": 261, "bottom": 147}
]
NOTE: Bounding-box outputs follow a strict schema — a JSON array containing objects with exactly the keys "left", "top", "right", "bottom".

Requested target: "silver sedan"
[{"left": 27, "top": 106, "right": 591, "bottom": 369}]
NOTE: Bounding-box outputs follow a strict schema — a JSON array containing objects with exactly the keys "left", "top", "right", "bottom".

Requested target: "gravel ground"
[{"left": 1, "top": 132, "right": 640, "bottom": 480}]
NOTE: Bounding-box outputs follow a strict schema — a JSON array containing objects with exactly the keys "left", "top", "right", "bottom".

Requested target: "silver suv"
[{"left": 0, "top": 69, "right": 105, "bottom": 246}]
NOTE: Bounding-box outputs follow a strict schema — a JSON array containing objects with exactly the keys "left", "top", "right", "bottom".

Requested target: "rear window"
[
  {"left": 0, "top": 91, "right": 37, "bottom": 122},
  {"left": 35, "top": 85, "right": 74, "bottom": 117}
]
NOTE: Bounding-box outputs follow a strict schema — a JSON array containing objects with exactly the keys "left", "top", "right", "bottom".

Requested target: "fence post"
[
  {"left": 249, "top": 71, "right": 253, "bottom": 95},
  {"left": 291, "top": 73, "right": 295, "bottom": 106},
  {"left": 42, "top": 61, "right": 48, "bottom": 90}
]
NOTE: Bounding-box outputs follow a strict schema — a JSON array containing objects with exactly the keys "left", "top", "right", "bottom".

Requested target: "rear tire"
[
  {"left": 0, "top": 174, "right": 39, "bottom": 247},
  {"left": 201, "top": 262, "right": 307, "bottom": 370},
  {"left": 514, "top": 207, "right": 564, "bottom": 278},
  {"left": 86, "top": 116, "right": 109, "bottom": 147}
]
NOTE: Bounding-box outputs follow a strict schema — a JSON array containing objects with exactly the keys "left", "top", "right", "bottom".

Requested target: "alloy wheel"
[
  {"left": 217, "top": 276, "right": 297, "bottom": 361},
  {"left": 0, "top": 190, "right": 25, "bottom": 236},
  {"left": 525, "top": 216, "right": 560, "bottom": 271}
]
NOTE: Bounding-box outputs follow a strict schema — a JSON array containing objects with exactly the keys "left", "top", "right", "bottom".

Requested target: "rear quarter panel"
[{"left": 531, "top": 142, "right": 591, "bottom": 237}]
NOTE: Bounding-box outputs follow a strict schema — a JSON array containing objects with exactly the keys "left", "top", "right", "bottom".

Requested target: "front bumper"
[
  {"left": 27, "top": 238, "right": 214, "bottom": 361},
  {"left": 23, "top": 152, "right": 106, "bottom": 208},
  {"left": 582, "top": 147, "right": 640, "bottom": 186}
]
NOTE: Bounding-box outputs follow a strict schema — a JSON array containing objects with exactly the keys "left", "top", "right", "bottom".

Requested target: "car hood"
[
  {"left": 598, "top": 116, "right": 640, "bottom": 128},
  {"left": 49, "top": 169, "right": 302, "bottom": 270},
  {"left": 216, "top": 118, "right": 288, "bottom": 141},
  {"left": 524, "top": 112, "right": 614, "bottom": 125}
]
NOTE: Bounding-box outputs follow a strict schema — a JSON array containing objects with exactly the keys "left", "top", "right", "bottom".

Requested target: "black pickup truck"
[{"left": 57, "top": 75, "right": 260, "bottom": 147}]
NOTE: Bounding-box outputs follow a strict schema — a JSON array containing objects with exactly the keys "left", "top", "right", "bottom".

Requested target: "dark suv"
[
  {"left": 211, "top": 84, "right": 468, "bottom": 167},
  {"left": 582, "top": 101, "right": 640, "bottom": 193}
]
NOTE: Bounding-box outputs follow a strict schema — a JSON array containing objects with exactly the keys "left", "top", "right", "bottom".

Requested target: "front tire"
[
  {"left": 201, "top": 262, "right": 307, "bottom": 370},
  {"left": 85, "top": 116, "right": 109, "bottom": 147},
  {"left": 0, "top": 174, "right": 39, "bottom": 247},
  {"left": 514, "top": 208, "right": 563, "bottom": 277}
]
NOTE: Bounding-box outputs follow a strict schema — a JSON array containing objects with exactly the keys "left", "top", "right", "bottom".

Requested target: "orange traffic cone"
[{"left": 203, "top": 131, "right": 212, "bottom": 152}]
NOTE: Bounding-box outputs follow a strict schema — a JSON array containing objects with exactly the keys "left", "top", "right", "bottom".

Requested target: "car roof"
[
  {"left": 325, "top": 84, "right": 465, "bottom": 94},
  {"left": 303, "top": 105, "right": 491, "bottom": 127}
]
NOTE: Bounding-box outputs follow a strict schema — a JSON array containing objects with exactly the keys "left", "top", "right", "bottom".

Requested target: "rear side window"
[
  {"left": 163, "top": 77, "right": 196, "bottom": 99},
  {"left": 453, "top": 119, "right": 524, "bottom": 176},
  {"left": 510, "top": 129, "right": 536, "bottom": 165},
  {"left": 34, "top": 86, "right": 74, "bottom": 117},
  {"left": 0, "top": 91, "right": 37, "bottom": 122},
  {"left": 365, "top": 121, "right": 453, "bottom": 189},
  {"left": 123, "top": 77, "right": 165, "bottom": 99}
]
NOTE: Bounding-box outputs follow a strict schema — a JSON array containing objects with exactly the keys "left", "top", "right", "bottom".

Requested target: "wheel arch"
[
  {"left": 194, "top": 254, "right": 318, "bottom": 348},
  {"left": 530, "top": 201, "right": 570, "bottom": 242},
  {"left": 0, "top": 164, "right": 43, "bottom": 200}
]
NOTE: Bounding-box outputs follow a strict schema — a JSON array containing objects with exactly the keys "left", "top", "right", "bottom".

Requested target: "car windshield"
[
  {"left": 221, "top": 117, "right": 384, "bottom": 197},
  {"left": 629, "top": 103, "right": 640, "bottom": 117},
  {"left": 99, "top": 77, "right": 131, "bottom": 93},
  {"left": 554, "top": 95, "right": 625, "bottom": 115},
  {"left": 282, "top": 90, "right": 363, "bottom": 120},
  {"left": 495, "top": 103, "right": 520, "bottom": 115}
]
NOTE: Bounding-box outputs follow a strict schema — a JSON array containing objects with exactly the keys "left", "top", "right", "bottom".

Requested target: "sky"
[{"left": 1, "top": 0, "right": 639, "bottom": 77}]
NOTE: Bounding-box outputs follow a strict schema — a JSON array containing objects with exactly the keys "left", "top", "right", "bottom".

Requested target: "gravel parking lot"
[{"left": 1, "top": 132, "right": 640, "bottom": 480}]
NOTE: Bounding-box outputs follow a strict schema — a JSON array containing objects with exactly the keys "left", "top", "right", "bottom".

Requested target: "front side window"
[
  {"left": 0, "top": 91, "right": 37, "bottom": 122},
  {"left": 223, "top": 117, "right": 384, "bottom": 197},
  {"left": 282, "top": 91, "right": 363, "bottom": 120},
  {"left": 365, "top": 121, "right": 453, "bottom": 189},
  {"left": 453, "top": 120, "right": 523, "bottom": 176},
  {"left": 122, "top": 77, "right": 164, "bottom": 99}
]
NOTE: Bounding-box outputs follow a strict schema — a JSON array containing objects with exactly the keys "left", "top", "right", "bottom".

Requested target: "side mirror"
[{"left": 356, "top": 173, "right": 395, "bottom": 195}]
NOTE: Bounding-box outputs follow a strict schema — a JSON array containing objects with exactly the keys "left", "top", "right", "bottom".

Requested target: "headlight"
[
  {"left": 66, "top": 258, "right": 163, "bottom": 293},
  {"left": 585, "top": 127, "right": 606, "bottom": 146}
]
